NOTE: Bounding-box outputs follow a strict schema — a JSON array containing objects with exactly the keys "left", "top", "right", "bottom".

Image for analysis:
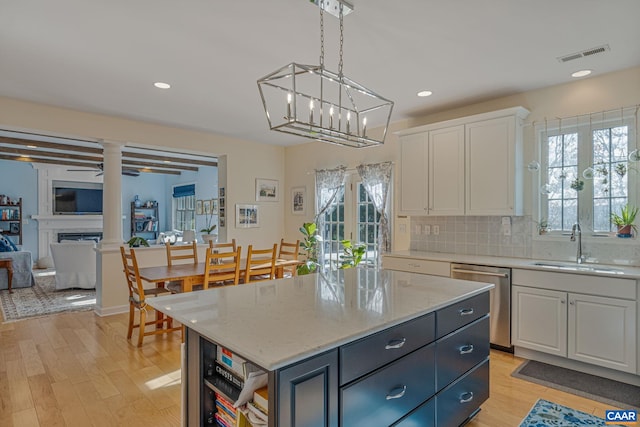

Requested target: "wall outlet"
[
  {"left": 424, "top": 225, "right": 431, "bottom": 235},
  {"left": 415, "top": 225, "right": 421, "bottom": 234},
  {"left": 433, "top": 225, "right": 440, "bottom": 235},
  {"left": 501, "top": 217, "right": 511, "bottom": 236}
]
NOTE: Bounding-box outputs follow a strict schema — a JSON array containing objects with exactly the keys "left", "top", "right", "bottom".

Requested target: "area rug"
[
  {"left": 513, "top": 360, "right": 640, "bottom": 410},
  {"left": 520, "top": 399, "right": 624, "bottom": 426},
  {"left": 0, "top": 269, "right": 96, "bottom": 322}
]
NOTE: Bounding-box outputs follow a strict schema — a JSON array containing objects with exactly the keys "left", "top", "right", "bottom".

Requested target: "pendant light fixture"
[{"left": 257, "top": 0, "right": 394, "bottom": 148}]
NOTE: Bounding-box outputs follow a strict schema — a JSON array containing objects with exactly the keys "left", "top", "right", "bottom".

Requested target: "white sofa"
[{"left": 50, "top": 241, "right": 97, "bottom": 290}]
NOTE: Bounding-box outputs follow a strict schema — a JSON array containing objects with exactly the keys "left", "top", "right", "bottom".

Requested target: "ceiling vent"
[{"left": 557, "top": 44, "right": 610, "bottom": 63}]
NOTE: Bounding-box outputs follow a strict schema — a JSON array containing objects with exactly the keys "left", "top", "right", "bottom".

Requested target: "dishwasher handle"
[{"left": 451, "top": 268, "right": 509, "bottom": 279}]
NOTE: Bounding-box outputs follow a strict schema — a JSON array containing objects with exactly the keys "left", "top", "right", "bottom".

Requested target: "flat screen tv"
[{"left": 53, "top": 182, "right": 103, "bottom": 215}]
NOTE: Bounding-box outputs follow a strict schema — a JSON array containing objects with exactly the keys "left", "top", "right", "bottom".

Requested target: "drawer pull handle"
[
  {"left": 385, "top": 338, "right": 407, "bottom": 350},
  {"left": 408, "top": 263, "right": 421, "bottom": 268},
  {"left": 459, "top": 344, "right": 474, "bottom": 354},
  {"left": 385, "top": 385, "right": 407, "bottom": 400},
  {"left": 459, "top": 392, "right": 474, "bottom": 403},
  {"left": 459, "top": 308, "right": 474, "bottom": 316}
]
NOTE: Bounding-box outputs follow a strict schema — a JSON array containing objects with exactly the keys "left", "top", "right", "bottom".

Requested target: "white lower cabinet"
[{"left": 512, "top": 283, "right": 637, "bottom": 374}]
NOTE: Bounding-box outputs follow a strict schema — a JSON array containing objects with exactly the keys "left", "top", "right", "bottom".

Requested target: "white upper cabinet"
[
  {"left": 429, "top": 125, "right": 465, "bottom": 215},
  {"left": 397, "top": 107, "right": 529, "bottom": 217},
  {"left": 399, "top": 132, "right": 428, "bottom": 215}
]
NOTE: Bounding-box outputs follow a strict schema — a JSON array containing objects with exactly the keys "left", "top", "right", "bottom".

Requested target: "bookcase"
[
  {"left": 130, "top": 202, "right": 159, "bottom": 241},
  {"left": 0, "top": 197, "right": 22, "bottom": 245}
]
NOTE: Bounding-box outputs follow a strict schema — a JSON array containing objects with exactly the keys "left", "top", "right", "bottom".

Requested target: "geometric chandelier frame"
[{"left": 257, "top": 0, "right": 394, "bottom": 148}]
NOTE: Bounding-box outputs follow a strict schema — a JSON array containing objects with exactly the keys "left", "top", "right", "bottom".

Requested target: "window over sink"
[{"left": 537, "top": 110, "right": 637, "bottom": 234}]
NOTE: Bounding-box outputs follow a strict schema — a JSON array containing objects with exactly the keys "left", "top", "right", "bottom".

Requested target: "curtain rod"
[
  {"left": 307, "top": 161, "right": 395, "bottom": 175},
  {"left": 523, "top": 104, "right": 640, "bottom": 128}
]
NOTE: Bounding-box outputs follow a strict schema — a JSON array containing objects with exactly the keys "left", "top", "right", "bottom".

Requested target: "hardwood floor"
[{"left": 0, "top": 309, "right": 619, "bottom": 426}]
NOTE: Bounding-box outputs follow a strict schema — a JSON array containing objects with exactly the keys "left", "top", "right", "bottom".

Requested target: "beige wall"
[{"left": 282, "top": 66, "right": 640, "bottom": 247}]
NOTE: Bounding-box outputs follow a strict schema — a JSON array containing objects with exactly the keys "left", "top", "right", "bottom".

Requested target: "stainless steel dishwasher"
[{"left": 450, "top": 263, "right": 512, "bottom": 352}]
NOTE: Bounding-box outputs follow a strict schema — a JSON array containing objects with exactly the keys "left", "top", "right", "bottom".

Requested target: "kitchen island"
[{"left": 148, "top": 268, "right": 493, "bottom": 427}]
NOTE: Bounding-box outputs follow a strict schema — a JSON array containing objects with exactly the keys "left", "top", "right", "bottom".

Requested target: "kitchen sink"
[{"left": 530, "top": 262, "right": 624, "bottom": 274}]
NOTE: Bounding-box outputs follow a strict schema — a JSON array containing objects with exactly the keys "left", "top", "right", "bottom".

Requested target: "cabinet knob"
[
  {"left": 459, "top": 308, "right": 474, "bottom": 316},
  {"left": 459, "top": 392, "right": 474, "bottom": 403},
  {"left": 385, "top": 338, "right": 407, "bottom": 350},
  {"left": 459, "top": 344, "right": 474, "bottom": 355},
  {"left": 385, "top": 385, "right": 407, "bottom": 400},
  {"left": 569, "top": 300, "right": 575, "bottom": 305},
  {"left": 560, "top": 299, "right": 566, "bottom": 304}
]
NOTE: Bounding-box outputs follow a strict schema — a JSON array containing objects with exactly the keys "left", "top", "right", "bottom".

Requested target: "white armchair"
[{"left": 50, "top": 241, "right": 97, "bottom": 290}]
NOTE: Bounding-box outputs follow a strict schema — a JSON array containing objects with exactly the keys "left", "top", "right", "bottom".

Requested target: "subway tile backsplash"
[{"left": 409, "top": 216, "right": 640, "bottom": 266}]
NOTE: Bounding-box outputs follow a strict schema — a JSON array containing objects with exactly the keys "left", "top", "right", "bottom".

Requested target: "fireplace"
[{"left": 57, "top": 232, "right": 103, "bottom": 243}]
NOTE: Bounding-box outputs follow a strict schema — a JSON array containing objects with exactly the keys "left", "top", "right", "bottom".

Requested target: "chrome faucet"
[{"left": 570, "top": 223, "right": 585, "bottom": 264}]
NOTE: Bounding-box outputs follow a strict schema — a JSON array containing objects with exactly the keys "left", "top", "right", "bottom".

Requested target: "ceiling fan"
[{"left": 68, "top": 162, "right": 140, "bottom": 177}]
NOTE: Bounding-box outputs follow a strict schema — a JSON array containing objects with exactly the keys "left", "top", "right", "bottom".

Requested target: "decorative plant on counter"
[
  {"left": 570, "top": 178, "right": 584, "bottom": 192},
  {"left": 200, "top": 210, "right": 217, "bottom": 243},
  {"left": 610, "top": 204, "right": 639, "bottom": 237},
  {"left": 338, "top": 240, "right": 367, "bottom": 269},
  {"left": 297, "top": 222, "right": 322, "bottom": 275},
  {"left": 127, "top": 236, "right": 150, "bottom": 248}
]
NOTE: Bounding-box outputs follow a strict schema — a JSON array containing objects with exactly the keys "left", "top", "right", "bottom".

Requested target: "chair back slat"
[
  {"left": 120, "top": 246, "right": 146, "bottom": 303},
  {"left": 166, "top": 241, "right": 198, "bottom": 266},
  {"left": 209, "top": 239, "right": 237, "bottom": 253},
  {"left": 278, "top": 239, "right": 300, "bottom": 277},
  {"left": 204, "top": 246, "right": 242, "bottom": 288},
  {"left": 245, "top": 244, "right": 277, "bottom": 282}
]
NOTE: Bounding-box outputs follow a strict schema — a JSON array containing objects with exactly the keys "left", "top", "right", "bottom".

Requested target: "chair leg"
[
  {"left": 137, "top": 309, "right": 146, "bottom": 347},
  {"left": 127, "top": 303, "right": 135, "bottom": 340}
]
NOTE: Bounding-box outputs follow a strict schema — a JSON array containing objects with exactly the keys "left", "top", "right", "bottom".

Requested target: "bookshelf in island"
[{"left": 147, "top": 268, "right": 493, "bottom": 427}]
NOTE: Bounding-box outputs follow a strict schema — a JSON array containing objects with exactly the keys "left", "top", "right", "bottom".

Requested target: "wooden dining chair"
[
  {"left": 244, "top": 244, "right": 278, "bottom": 283},
  {"left": 165, "top": 241, "right": 201, "bottom": 293},
  {"left": 203, "top": 246, "right": 242, "bottom": 288},
  {"left": 278, "top": 238, "right": 300, "bottom": 277},
  {"left": 209, "top": 238, "right": 237, "bottom": 253},
  {"left": 120, "top": 247, "right": 182, "bottom": 347}
]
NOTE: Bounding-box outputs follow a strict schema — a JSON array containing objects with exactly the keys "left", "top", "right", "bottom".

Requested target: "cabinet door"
[
  {"left": 276, "top": 349, "right": 338, "bottom": 427},
  {"left": 568, "top": 293, "right": 636, "bottom": 373},
  {"left": 465, "top": 116, "right": 520, "bottom": 215},
  {"left": 512, "top": 286, "right": 567, "bottom": 356},
  {"left": 399, "top": 133, "right": 428, "bottom": 215},
  {"left": 428, "top": 125, "right": 465, "bottom": 216}
]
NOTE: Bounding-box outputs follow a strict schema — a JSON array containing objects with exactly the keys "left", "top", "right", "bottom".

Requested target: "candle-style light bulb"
[
  {"left": 362, "top": 117, "right": 367, "bottom": 137},
  {"left": 309, "top": 99, "right": 314, "bottom": 125},
  {"left": 329, "top": 106, "right": 334, "bottom": 129},
  {"left": 286, "top": 93, "right": 292, "bottom": 120},
  {"left": 346, "top": 111, "right": 351, "bottom": 134}
]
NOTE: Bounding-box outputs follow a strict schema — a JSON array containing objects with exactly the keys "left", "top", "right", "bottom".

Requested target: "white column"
[{"left": 100, "top": 140, "right": 124, "bottom": 247}]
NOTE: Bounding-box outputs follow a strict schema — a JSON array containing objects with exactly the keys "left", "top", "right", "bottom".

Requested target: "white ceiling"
[{"left": 1, "top": 0, "right": 639, "bottom": 147}]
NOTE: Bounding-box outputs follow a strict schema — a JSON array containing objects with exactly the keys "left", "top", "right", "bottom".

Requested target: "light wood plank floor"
[{"left": 0, "top": 309, "right": 619, "bottom": 426}]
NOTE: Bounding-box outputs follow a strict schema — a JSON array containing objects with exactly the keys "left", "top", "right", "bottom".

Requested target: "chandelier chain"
[
  {"left": 339, "top": 3, "right": 344, "bottom": 77},
  {"left": 320, "top": 4, "right": 324, "bottom": 68}
]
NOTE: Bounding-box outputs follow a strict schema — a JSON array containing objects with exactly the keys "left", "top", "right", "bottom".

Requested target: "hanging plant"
[
  {"left": 570, "top": 178, "right": 584, "bottom": 192},
  {"left": 615, "top": 163, "right": 627, "bottom": 178}
]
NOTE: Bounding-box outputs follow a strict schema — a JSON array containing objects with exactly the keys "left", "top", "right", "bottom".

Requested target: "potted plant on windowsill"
[
  {"left": 536, "top": 218, "right": 550, "bottom": 235},
  {"left": 127, "top": 236, "right": 149, "bottom": 248},
  {"left": 610, "top": 204, "right": 638, "bottom": 238},
  {"left": 200, "top": 208, "right": 217, "bottom": 243}
]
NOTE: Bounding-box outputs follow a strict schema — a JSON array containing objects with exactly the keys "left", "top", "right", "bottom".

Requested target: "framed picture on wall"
[
  {"left": 236, "top": 204, "right": 259, "bottom": 228},
  {"left": 196, "top": 200, "right": 203, "bottom": 215},
  {"left": 256, "top": 178, "right": 279, "bottom": 202},
  {"left": 211, "top": 199, "right": 219, "bottom": 214},
  {"left": 203, "top": 199, "right": 212, "bottom": 215},
  {"left": 291, "top": 186, "right": 306, "bottom": 215}
]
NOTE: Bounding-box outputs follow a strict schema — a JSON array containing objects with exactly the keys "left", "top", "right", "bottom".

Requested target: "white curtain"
[
  {"left": 315, "top": 166, "right": 347, "bottom": 268},
  {"left": 356, "top": 161, "right": 393, "bottom": 260}
]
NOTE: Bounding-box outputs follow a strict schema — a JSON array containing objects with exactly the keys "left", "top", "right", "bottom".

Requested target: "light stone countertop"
[
  {"left": 147, "top": 268, "right": 493, "bottom": 371},
  {"left": 385, "top": 250, "right": 640, "bottom": 279}
]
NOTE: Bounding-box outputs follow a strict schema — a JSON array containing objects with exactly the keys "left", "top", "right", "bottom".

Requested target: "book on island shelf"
[
  {"left": 217, "top": 345, "right": 247, "bottom": 378},
  {"left": 253, "top": 386, "right": 268, "bottom": 414}
]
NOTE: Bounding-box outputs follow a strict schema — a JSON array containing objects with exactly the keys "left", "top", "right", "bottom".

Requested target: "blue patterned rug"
[{"left": 520, "top": 399, "right": 624, "bottom": 426}]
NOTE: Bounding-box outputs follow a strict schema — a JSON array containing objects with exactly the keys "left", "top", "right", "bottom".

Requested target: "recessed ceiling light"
[
  {"left": 163, "top": 160, "right": 171, "bottom": 164},
  {"left": 417, "top": 90, "right": 433, "bottom": 97},
  {"left": 154, "top": 82, "right": 171, "bottom": 89},
  {"left": 571, "top": 70, "right": 592, "bottom": 78},
  {"left": 26, "top": 145, "right": 37, "bottom": 149}
]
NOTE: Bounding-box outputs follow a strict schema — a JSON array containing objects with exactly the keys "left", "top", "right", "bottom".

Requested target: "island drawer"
[
  {"left": 436, "top": 359, "right": 489, "bottom": 427},
  {"left": 382, "top": 256, "right": 451, "bottom": 277},
  {"left": 436, "top": 315, "right": 489, "bottom": 391},
  {"left": 340, "top": 312, "right": 435, "bottom": 385},
  {"left": 436, "top": 292, "right": 489, "bottom": 338},
  {"left": 392, "top": 396, "right": 435, "bottom": 426},
  {"left": 341, "top": 343, "right": 436, "bottom": 427}
]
